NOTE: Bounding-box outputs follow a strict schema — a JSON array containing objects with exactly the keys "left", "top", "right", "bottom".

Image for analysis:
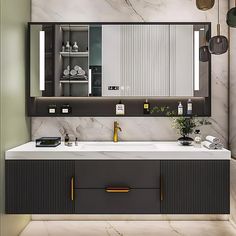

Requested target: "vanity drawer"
[
  {"left": 74, "top": 160, "right": 160, "bottom": 188},
  {"left": 74, "top": 189, "right": 160, "bottom": 214}
]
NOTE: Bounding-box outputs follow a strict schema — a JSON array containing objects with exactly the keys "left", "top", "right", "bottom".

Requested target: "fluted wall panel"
[
  {"left": 102, "top": 25, "right": 170, "bottom": 96},
  {"left": 120, "top": 25, "right": 170, "bottom": 96}
]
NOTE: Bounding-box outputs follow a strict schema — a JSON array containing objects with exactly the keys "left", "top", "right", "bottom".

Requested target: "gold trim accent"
[
  {"left": 106, "top": 187, "right": 130, "bottom": 193},
  {"left": 160, "top": 176, "right": 164, "bottom": 201},
  {"left": 113, "top": 121, "right": 122, "bottom": 142},
  {"left": 71, "top": 177, "right": 74, "bottom": 201}
]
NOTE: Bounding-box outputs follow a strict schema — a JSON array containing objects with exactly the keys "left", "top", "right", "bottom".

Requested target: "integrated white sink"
[{"left": 79, "top": 142, "right": 158, "bottom": 151}]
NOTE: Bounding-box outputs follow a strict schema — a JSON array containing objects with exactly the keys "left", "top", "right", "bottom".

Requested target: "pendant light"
[
  {"left": 209, "top": 0, "right": 228, "bottom": 55},
  {"left": 227, "top": 0, "right": 236, "bottom": 27},
  {"left": 199, "top": 27, "right": 210, "bottom": 62},
  {"left": 196, "top": 0, "right": 215, "bottom": 10}
]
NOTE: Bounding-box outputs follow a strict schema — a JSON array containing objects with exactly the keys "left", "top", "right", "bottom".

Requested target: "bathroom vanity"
[{"left": 5, "top": 142, "right": 230, "bottom": 214}]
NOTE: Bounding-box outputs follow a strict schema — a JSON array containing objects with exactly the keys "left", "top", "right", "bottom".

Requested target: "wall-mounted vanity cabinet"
[
  {"left": 6, "top": 160, "right": 229, "bottom": 214},
  {"left": 28, "top": 22, "right": 211, "bottom": 116}
]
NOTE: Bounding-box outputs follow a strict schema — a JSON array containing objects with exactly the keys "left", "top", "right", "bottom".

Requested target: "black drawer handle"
[{"left": 105, "top": 187, "right": 130, "bottom": 193}]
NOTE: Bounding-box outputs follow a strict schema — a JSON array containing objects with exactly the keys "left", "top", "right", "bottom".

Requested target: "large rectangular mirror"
[{"left": 29, "top": 23, "right": 210, "bottom": 98}]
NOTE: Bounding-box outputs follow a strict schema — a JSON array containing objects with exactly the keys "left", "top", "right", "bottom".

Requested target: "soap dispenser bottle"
[
  {"left": 75, "top": 137, "right": 78, "bottom": 146},
  {"left": 194, "top": 129, "right": 202, "bottom": 148},
  {"left": 187, "top": 99, "right": 192, "bottom": 115},
  {"left": 116, "top": 100, "right": 125, "bottom": 115},
  {"left": 143, "top": 99, "right": 150, "bottom": 114},
  {"left": 178, "top": 102, "right": 183, "bottom": 116},
  {"left": 64, "top": 133, "right": 70, "bottom": 146}
]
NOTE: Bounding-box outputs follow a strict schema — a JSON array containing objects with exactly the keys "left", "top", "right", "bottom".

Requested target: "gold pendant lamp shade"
[{"left": 196, "top": 0, "right": 215, "bottom": 10}]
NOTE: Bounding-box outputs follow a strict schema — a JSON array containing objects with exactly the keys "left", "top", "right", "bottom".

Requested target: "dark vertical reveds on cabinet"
[
  {"left": 160, "top": 160, "right": 230, "bottom": 214},
  {"left": 5, "top": 160, "right": 74, "bottom": 214},
  {"left": 5, "top": 160, "right": 230, "bottom": 214}
]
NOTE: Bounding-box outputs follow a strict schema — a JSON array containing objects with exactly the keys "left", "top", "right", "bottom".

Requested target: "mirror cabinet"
[{"left": 28, "top": 22, "right": 211, "bottom": 116}]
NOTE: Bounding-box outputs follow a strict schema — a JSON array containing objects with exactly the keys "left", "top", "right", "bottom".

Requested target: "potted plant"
[{"left": 151, "top": 106, "right": 210, "bottom": 146}]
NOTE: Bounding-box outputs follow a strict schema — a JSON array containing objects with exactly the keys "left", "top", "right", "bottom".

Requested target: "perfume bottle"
[{"left": 143, "top": 99, "right": 150, "bottom": 114}]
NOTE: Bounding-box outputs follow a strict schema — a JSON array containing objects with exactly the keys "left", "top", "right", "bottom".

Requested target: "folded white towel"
[
  {"left": 205, "top": 135, "right": 220, "bottom": 144},
  {"left": 215, "top": 143, "right": 223, "bottom": 149},
  {"left": 202, "top": 141, "right": 216, "bottom": 150}
]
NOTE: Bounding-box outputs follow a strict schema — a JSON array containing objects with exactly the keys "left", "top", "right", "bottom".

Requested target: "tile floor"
[{"left": 20, "top": 221, "right": 236, "bottom": 236}]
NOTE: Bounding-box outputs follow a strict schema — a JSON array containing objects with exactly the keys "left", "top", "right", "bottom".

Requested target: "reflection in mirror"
[{"left": 29, "top": 23, "right": 210, "bottom": 98}]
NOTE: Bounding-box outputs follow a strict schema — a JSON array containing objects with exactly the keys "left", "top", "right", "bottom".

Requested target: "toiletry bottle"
[
  {"left": 75, "top": 137, "right": 78, "bottom": 146},
  {"left": 65, "top": 133, "right": 70, "bottom": 146},
  {"left": 143, "top": 99, "right": 150, "bottom": 114},
  {"left": 116, "top": 100, "right": 125, "bottom": 115},
  {"left": 194, "top": 129, "right": 202, "bottom": 148},
  {"left": 61, "top": 42, "right": 65, "bottom": 52},
  {"left": 72, "top": 42, "right": 79, "bottom": 52},
  {"left": 178, "top": 102, "right": 183, "bottom": 116},
  {"left": 65, "top": 41, "right": 70, "bottom": 52},
  {"left": 187, "top": 99, "right": 192, "bottom": 115}
]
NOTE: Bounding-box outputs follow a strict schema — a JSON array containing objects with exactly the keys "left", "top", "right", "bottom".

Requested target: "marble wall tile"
[
  {"left": 31, "top": 0, "right": 229, "bottom": 146},
  {"left": 229, "top": 0, "right": 236, "bottom": 158}
]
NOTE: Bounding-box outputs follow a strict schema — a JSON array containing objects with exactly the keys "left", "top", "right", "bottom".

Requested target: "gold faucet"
[{"left": 113, "top": 121, "right": 122, "bottom": 142}]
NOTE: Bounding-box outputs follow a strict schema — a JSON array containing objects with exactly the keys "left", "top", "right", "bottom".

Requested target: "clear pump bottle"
[{"left": 194, "top": 129, "right": 202, "bottom": 148}]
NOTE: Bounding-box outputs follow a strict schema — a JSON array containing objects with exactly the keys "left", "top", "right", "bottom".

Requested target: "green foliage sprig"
[{"left": 151, "top": 106, "right": 211, "bottom": 137}]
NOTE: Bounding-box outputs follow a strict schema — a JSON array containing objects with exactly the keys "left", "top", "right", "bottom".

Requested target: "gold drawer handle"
[
  {"left": 105, "top": 187, "right": 130, "bottom": 193},
  {"left": 70, "top": 177, "right": 74, "bottom": 201},
  {"left": 160, "top": 175, "right": 164, "bottom": 201}
]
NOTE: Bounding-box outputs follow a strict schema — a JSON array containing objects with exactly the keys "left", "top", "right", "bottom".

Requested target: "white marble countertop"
[{"left": 5, "top": 141, "right": 231, "bottom": 160}]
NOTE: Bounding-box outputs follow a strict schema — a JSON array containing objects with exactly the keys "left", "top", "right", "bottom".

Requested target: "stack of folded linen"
[{"left": 202, "top": 135, "right": 224, "bottom": 150}]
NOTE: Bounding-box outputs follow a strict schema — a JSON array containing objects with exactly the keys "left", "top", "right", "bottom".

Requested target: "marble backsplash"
[
  {"left": 32, "top": 117, "right": 226, "bottom": 145},
  {"left": 31, "top": 0, "right": 229, "bottom": 147}
]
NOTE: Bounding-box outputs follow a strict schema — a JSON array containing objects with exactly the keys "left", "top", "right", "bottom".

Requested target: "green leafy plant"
[{"left": 151, "top": 106, "right": 211, "bottom": 137}]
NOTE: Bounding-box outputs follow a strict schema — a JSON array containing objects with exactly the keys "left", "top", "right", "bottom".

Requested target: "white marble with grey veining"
[
  {"left": 5, "top": 141, "right": 231, "bottom": 160},
  {"left": 31, "top": 117, "right": 228, "bottom": 147},
  {"left": 20, "top": 220, "right": 236, "bottom": 236}
]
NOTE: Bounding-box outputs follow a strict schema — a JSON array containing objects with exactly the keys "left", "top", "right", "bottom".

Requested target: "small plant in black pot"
[{"left": 172, "top": 117, "right": 196, "bottom": 145}]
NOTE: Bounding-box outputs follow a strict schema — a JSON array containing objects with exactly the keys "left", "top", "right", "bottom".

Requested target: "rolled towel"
[
  {"left": 205, "top": 135, "right": 220, "bottom": 144},
  {"left": 215, "top": 143, "right": 223, "bottom": 150},
  {"left": 202, "top": 141, "right": 216, "bottom": 150}
]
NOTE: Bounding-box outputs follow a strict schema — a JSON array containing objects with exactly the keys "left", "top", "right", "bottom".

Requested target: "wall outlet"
[
  {"left": 48, "top": 105, "right": 57, "bottom": 114},
  {"left": 61, "top": 105, "right": 71, "bottom": 114}
]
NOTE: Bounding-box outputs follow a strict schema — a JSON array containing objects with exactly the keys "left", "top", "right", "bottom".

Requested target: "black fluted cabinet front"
[
  {"left": 5, "top": 160, "right": 230, "bottom": 214},
  {"left": 5, "top": 160, "right": 75, "bottom": 214},
  {"left": 160, "top": 160, "right": 230, "bottom": 214}
]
